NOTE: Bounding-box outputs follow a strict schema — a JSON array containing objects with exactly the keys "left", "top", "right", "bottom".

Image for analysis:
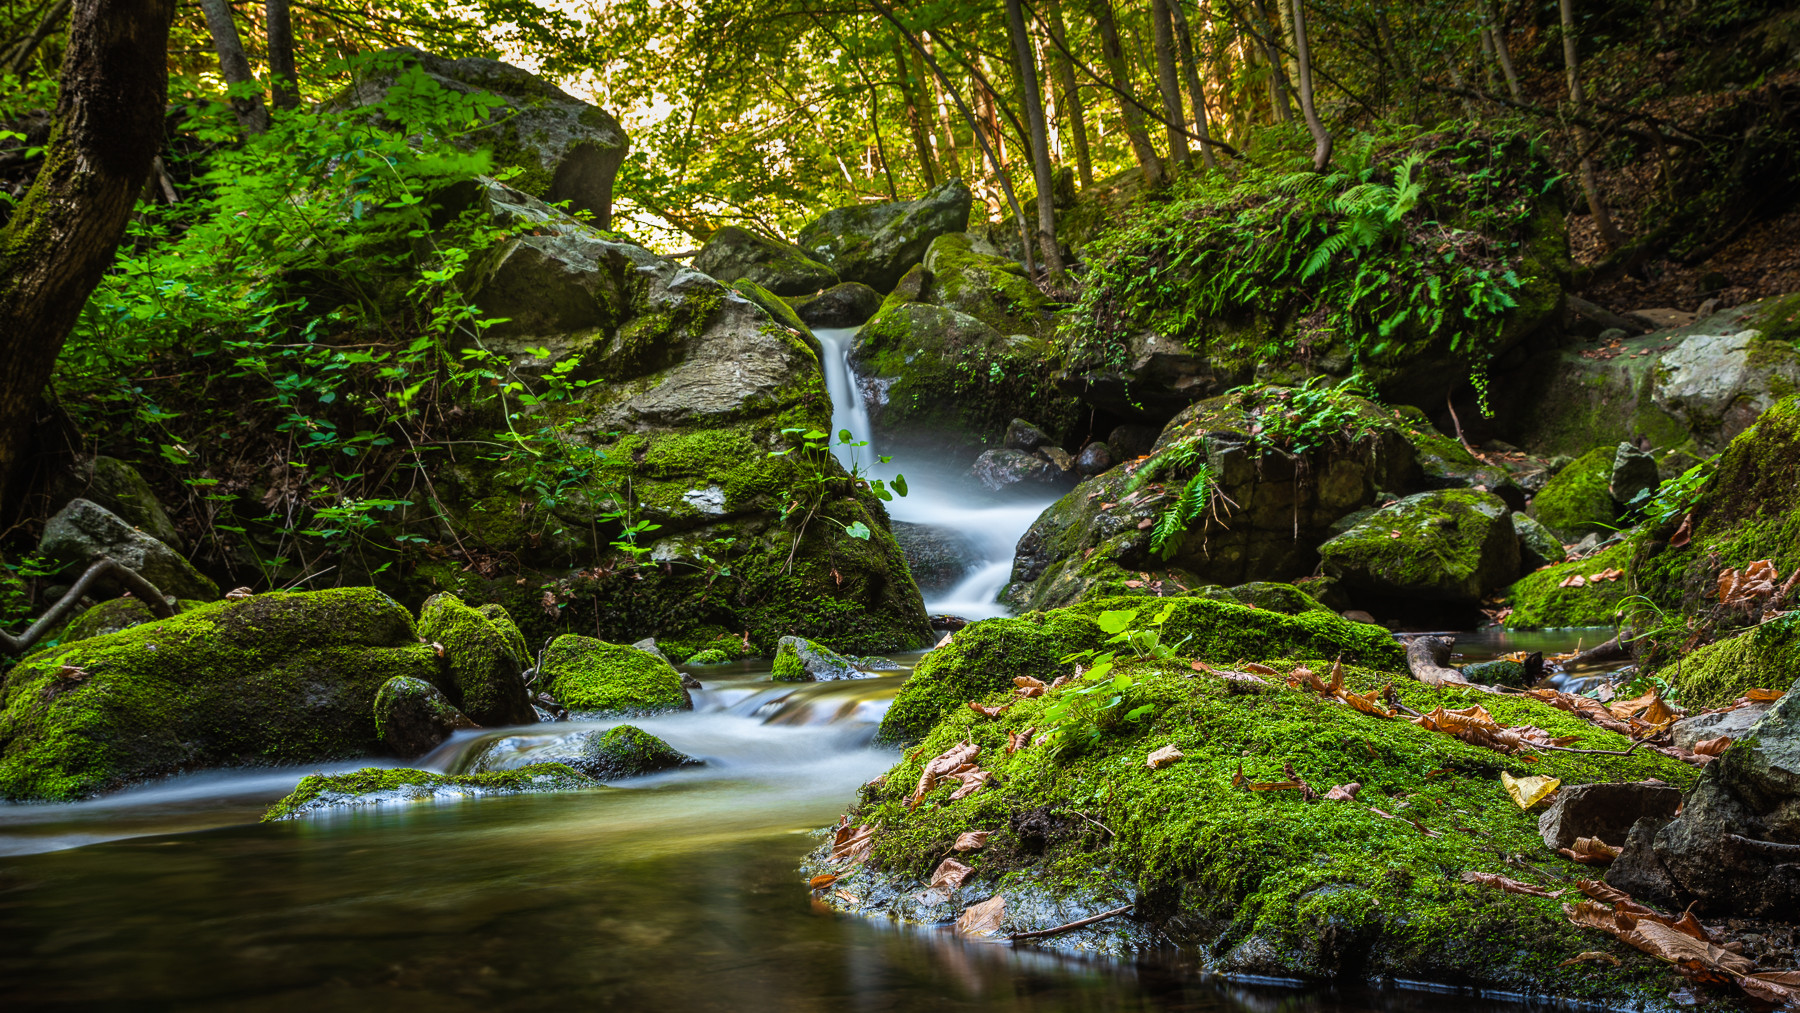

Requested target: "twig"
[
  {"left": 1008, "top": 904, "right": 1134, "bottom": 942},
  {"left": 0, "top": 557, "right": 174, "bottom": 657},
  {"left": 1445, "top": 392, "right": 1476, "bottom": 456},
  {"left": 1532, "top": 739, "right": 1648, "bottom": 757},
  {"left": 1726, "top": 834, "right": 1800, "bottom": 857},
  {"left": 1060, "top": 808, "right": 1115, "bottom": 838}
]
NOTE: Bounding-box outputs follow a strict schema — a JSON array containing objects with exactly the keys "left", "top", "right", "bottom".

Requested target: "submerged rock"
[
  {"left": 694, "top": 225, "right": 836, "bottom": 296},
  {"left": 0, "top": 588, "right": 439, "bottom": 801},
  {"left": 39, "top": 498, "right": 218, "bottom": 602},
  {"left": 470, "top": 724, "right": 702, "bottom": 780},
  {"left": 262, "top": 763, "right": 598, "bottom": 821},
  {"left": 796, "top": 180, "right": 972, "bottom": 292},
  {"left": 374, "top": 676, "right": 477, "bottom": 758},
  {"left": 417, "top": 593, "right": 535, "bottom": 727},
  {"left": 1318, "top": 489, "right": 1520, "bottom": 604},
  {"left": 772, "top": 635, "right": 867, "bottom": 682},
  {"left": 539, "top": 634, "right": 692, "bottom": 714}
]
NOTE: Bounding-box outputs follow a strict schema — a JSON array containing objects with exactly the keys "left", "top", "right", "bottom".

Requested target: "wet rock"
[
  {"left": 418, "top": 593, "right": 536, "bottom": 727},
  {"left": 796, "top": 180, "right": 973, "bottom": 292},
  {"left": 1537, "top": 781, "right": 1684, "bottom": 851},
  {"left": 631, "top": 637, "right": 671, "bottom": 664},
  {"left": 789, "top": 281, "right": 882, "bottom": 328},
  {"left": 1650, "top": 681, "right": 1800, "bottom": 915},
  {"left": 694, "top": 225, "right": 837, "bottom": 296},
  {"left": 1604, "top": 816, "right": 1682, "bottom": 904},
  {"left": 773, "top": 635, "right": 867, "bottom": 682},
  {"left": 1512, "top": 512, "right": 1567, "bottom": 571},
  {"left": 374, "top": 675, "right": 477, "bottom": 758},
  {"left": 891, "top": 521, "right": 977, "bottom": 594},
  {"left": 539, "top": 634, "right": 693, "bottom": 714},
  {"left": 1004, "top": 418, "right": 1055, "bottom": 454},
  {"left": 1037, "top": 446, "right": 1074, "bottom": 472},
  {"left": 1318, "top": 490, "right": 1521, "bottom": 604},
  {"left": 58, "top": 597, "right": 166, "bottom": 644},
  {"left": 342, "top": 47, "right": 627, "bottom": 228},
  {"left": 1460, "top": 655, "right": 1542, "bottom": 688},
  {"left": 47, "top": 456, "right": 184, "bottom": 551},
  {"left": 1074, "top": 443, "right": 1113, "bottom": 477},
  {"left": 569, "top": 725, "right": 702, "bottom": 780},
  {"left": 971, "top": 448, "right": 1063, "bottom": 492},
  {"left": 1672, "top": 704, "right": 1772, "bottom": 752},
  {"left": 38, "top": 498, "right": 218, "bottom": 602},
  {"left": 1609, "top": 441, "right": 1659, "bottom": 507},
  {"left": 262, "top": 763, "right": 597, "bottom": 821},
  {"left": 1106, "top": 424, "right": 1158, "bottom": 461}
]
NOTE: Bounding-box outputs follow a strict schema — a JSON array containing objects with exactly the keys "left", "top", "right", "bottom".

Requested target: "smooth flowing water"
[{"left": 815, "top": 327, "right": 1059, "bottom": 620}]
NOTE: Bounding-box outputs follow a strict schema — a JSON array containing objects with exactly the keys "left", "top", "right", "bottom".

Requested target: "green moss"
[
  {"left": 1662, "top": 613, "right": 1800, "bottom": 708},
  {"left": 540, "top": 634, "right": 688, "bottom": 714},
  {"left": 685, "top": 648, "right": 730, "bottom": 665},
  {"left": 831, "top": 654, "right": 1697, "bottom": 998},
  {"left": 730, "top": 278, "right": 823, "bottom": 358},
  {"left": 1225, "top": 582, "right": 1334, "bottom": 615},
  {"left": 1503, "top": 537, "right": 1639, "bottom": 628},
  {"left": 1529, "top": 447, "right": 1619, "bottom": 540},
  {"left": 880, "top": 595, "right": 1406, "bottom": 744},
  {"left": 1316, "top": 490, "right": 1517, "bottom": 602},
  {"left": 417, "top": 593, "right": 533, "bottom": 726},
  {"left": 0, "top": 588, "right": 438, "bottom": 801},
  {"left": 577, "top": 724, "right": 701, "bottom": 779},
  {"left": 918, "top": 231, "right": 1052, "bottom": 337},
  {"left": 261, "top": 762, "right": 597, "bottom": 821},
  {"left": 771, "top": 641, "right": 808, "bottom": 681}
]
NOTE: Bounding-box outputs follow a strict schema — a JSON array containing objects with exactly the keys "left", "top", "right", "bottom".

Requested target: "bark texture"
[
  {"left": 266, "top": 0, "right": 299, "bottom": 110},
  {"left": 1004, "top": 0, "right": 1065, "bottom": 285},
  {"left": 198, "top": 0, "right": 269, "bottom": 133},
  {"left": 1042, "top": 0, "right": 1092, "bottom": 187},
  {"left": 1559, "top": 0, "right": 1623, "bottom": 248},
  {"left": 0, "top": 0, "right": 175, "bottom": 508},
  {"left": 1148, "top": 0, "right": 1189, "bottom": 168}
]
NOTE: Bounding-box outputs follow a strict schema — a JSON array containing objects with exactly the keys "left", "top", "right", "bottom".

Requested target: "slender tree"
[
  {"left": 1482, "top": 0, "right": 1523, "bottom": 102},
  {"left": 0, "top": 0, "right": 176, "bottom": 506},
  {"left": 1148, "top": 0, "right": 1190, "bottom": 169},
  {"left": 1288, "top": 0, "right": 1330, "bottom": 171},
  {"left": 1558, "top": 0, "right": 1624, "bottom": 248},
  {"left": 266, "top": 0, "right": 299, "bottom": 110},
  {"left": 198, "top": 0, "right": 269, "bottom": 134},
  {"left": 1246, "top": 0, "right": 1293, "bottom": 122},
  {"left": 1004, "top": 0, "right": 1066, "bottom": 286},
  {"left": 1092, "top": 0, "right": 1164, "bottom": 185},
  {"left": 892, "top": 38, "right": 939, "bottom": 187},
  {"left": 1167, "top": 0, "right": 1217, "bottom": 169},
  {"left": 1042, "top": 0, "right": 1092, "bottom": 187}
]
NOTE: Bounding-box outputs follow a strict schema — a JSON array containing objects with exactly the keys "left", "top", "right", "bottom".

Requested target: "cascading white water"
[{"left": 813, "top": 327, "right": 1058, "bottom": 620}]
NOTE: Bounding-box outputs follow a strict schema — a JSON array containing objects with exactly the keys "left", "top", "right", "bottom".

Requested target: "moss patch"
[
  {"left": 262, "top": 762, "right": 597, "bottom": 820},
  {"left": 1529, "top": 446, "right": 1618, "bottom": 540},
  {"left": 1503, "top": 537, "right": 1640, "bottom": 629},
  {"left": 1662, "top": 612, "right": 1800, "bottom": 709},
  {"left": 417, "top": 593, "right": 534, "bottom": 726},
  {"left": 540, "top": 634, "right": 689, "bottom": 714}
]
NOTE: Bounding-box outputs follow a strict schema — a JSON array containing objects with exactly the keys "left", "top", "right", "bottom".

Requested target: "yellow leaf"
[{"left": 1501, "top": 771, "right": 1561, "bottom": 809}]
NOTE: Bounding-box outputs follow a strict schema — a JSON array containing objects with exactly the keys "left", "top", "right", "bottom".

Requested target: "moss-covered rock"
[
  {"left": 261, "top": 762, "right": 598, "bottom": 820},
  {"left": 796, "top": 180, "right": 973, "bottom": 292},
  {"left": 59, "top": 597, "right": 167, "bottom": 644},
  {"left": 539, "top": 634, "right": 690, "bottom": 714},
  {"left": 46, "top": 455, "right": 185, "bottom": 550},
  {"left": 729, "top": 278, "right": 821, "bottom": 357},
  {"left": 1527, "top": 446, "right": 1619, "bottom": 541},
  {"left": 771, "top": 635, "right": 868, "bottom": 682},
  {"left": 417, "top": 593, "right": 535, "bottom": 726},
  {"left": 879, "top": 595, "right": 1405, "bottom": 744},
  {"left": 1512, "top": 512, "right": 1567, "bottom": 571},
  {"left": 788, "top": 281, "right": 882, "bottom": 329},
  {"left": 374, "top": 675, "right": 476, "bottom": 757},
  {"left": 1224, "top": 582, "right": 1334, "bottom": 615},
  {"left": 569, "top": 724, "right": 702, "bottom": 779},
  {"left": 0, "top": 588, "right": 439, "bottom": 801},
  {"left": 38, "top": 498, "right": 218, "bottom": 602},
  {"left": 696, "top": 225, "right": 837, "bottom": 296},
  {"left": 1661, "top": 612, "right": 1800, "bottom": 709},
  {"left": 1318, "top": 489, "right": 1520, "bottom": 605},
  {"left": 914, "top": 231, "right": 1053, "bottom": 338},
  {"left": 820, "top": 653, "right": 1696, "bottom": 998},
  {"left": 1502, "top": 537, "right": 1638, "bottom": 629}
]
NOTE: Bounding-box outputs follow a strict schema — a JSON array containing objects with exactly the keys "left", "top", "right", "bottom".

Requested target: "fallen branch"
[
  {"left": 1008, "top": 903, "right": 1134, "bottom": 942},
  {"left": 1405, "top": 635, "right": 1468, "bottom": 687},
  {"left": 0, "top": 557, "right": 173, "bottom": 657},
  {"left": 1569, "top": 634, "right": 1632, "bottom": 667},
  {"left": 1565, "top": 293, "right": 1657, "bottom": 335}
]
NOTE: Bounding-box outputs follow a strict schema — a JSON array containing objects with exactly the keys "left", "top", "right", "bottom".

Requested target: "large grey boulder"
[
  {"left": 1537, "top": 781, "right": 1683, "bottom": 850},
  {"left": 789, "top": 281, "right": 882, "bottom": 328},
  {"left": 48, "top": 456, "right": 183, "bottom": 550},
  {"left": 891, "top": 521, "right": 978, "bottom": 594},
  {"left": 1318, "top": 490, "right": 1520, "bottom": 604},
  {"left": 38, "top": 499, "right": 217, "bottom": 601},
  {"left": 342, "top": 47, "right": 628, "bottom": 228},
  {"left": 797, "top": 180, "right": 973, "bottom": 292},
  {"left": 1609, "top": 441, "right": 1659, "bottom": 507},
  {"left": 1672, "top": 704, "right": 1772, "bottom": 752},
  {"left": 972, "top": 448, "right": 1065, "bottom": 493},
  {"left": 693, "top": 226, "right": 837, "bottom": 297}
]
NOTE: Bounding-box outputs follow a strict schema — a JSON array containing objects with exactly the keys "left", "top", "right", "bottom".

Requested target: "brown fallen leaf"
[
  {"left": 1463, "top": 870, "right": 1563, "bottom": 898},
  {"left": 1559, "top": 573, "right": 1587, "bottom": 588},
  {"left": 929, "top": 857, "right": 974, "bottom": 892},
  {"left": 956, "top": 895, "right": 1006, "bottom": 937},
  {"left": 1146, "top": 744, "right": 1184, "bottom": 770},
  {"left": 1243, "top": 662, "right": 1280, "bottom": 676},
  {"left": 1738, "top": 972, "right": 1800, "bottom": 1005},
  {"left": 430, "top": 641, "right": 446, "bottom": 658},
  {"left": 1525, "top": 688, "right": 1636, "bottom": 735},
  {"left": 1559, "top": 951, "right": 1620, "bottom": 967},
  {"left": 1014, "top": 676, "right": 1047, "bottom": 698},
  {"left": 1233, "top": 761, "right": 1304, "bottom": 792},
  {"left": 1575, "top": 880, "right": 1658, "bottom": 916},
  {"left": 830, "top": 824, "right": 876, "bottom": 864},
  {"left": 1742, "top": 687, "right": 1785, "bottom": 703},
  {"left": 953, "top": 830, "right": 992, "bottom": 852},
  {"left": 809, "top": 873, "right": 839, "bottom": 890},
  {"left": 1323, "top": 782, "right": 1361, "bottom": 801},
  {"left": 1006, "top": 728, "right": 1036, "bottom": 754},
  {"left": 55, "top": 664, "right": 88, "bottom": 682},
  {"left": 967, "top": 700, "right": 1012, "bottom": 718},
  {"left": 1719, "top": 559, "right": 1779, "bottom": 606},
  {"left": 1693, "top": 736, "right": 1732, "bottom": 756},
  {"left": 910, "top": 742, "right": 981, "bottom": 807},
  {"left": 1558, "top": 837, "right": 1622, "bottom": 865},
  {"left": 948, "top": 768, "right": 990, "bottom": 801}
]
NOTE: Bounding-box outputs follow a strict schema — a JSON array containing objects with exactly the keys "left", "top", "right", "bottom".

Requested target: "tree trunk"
[
  {"left": 925, "top": 42, "right": 963, "bottom": 181},
  {"left": 1288, "top": 0, "right": 1330, "bottom": 171},
  {"left": 1166, "top": 0, "right": 1217, "bottom": 170},
  {"left": 1148, "top": 0, "right": 1189, "bottom": 170},
  {"left": 1004, "top": 0, "right": 1066, "bottom": 287},
  {"left": 1483, "top": 0, "right": 1523, "bottom": 102},
  {"left": 1043, "top": 0, "right": 1092, "bottom": 187},
  {"left": 2, "top": 0, "right": 70, "bottom": 76},
  {"left": 1247, "top": 0, "right": 1292, "bottom": 123},
  {"left": 893, "top": 38, "right": 939, "bottom": 188},
  {"left": 1093, "top": 0, "right": 1164, "bottom": 186},
  {"left": 266, "top": 0, "right": 299, "bottom": 110},
  {"left": 0, "top": 0, "right": 175, "bottom": 508},
  {"left": 1558, "top": 0, "right": 1624, "bottom": 249},
  {"left": 198, "top": 0, "right": 268, "bottom": 134}
]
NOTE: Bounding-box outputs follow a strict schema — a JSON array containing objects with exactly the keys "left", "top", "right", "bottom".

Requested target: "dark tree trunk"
[
  {"left": 1043, "top": 0, "right": 1092, "bottom": 187},
  {"left": 266, "top": 0, "right": 299, "bottom": 110},
  {"left": 199, "top": 0, "right": 268, "bottom": 133},
  {"left": 1004, "top": 0, "right": 1066, "bottom": 287},
  {"left": 1483, "top": 0, "right": 1523, "bottom": 102},
  {"left": 1559, "top": 0, "right": 1624, "bottom": 248},
  {"left": 1288, "top": 0, "right": 1331, "bottom": 171},
  {"left": 1166, "top": 0, "right": 1217, "bottom": 170},
  {"left": 1248, "top": 0, "right": 1292, "bottom": 123},
  {"left": 1148, "top": 0, "right": 1189, "bottom": 169},
  {"left": 1093, "top": 0, "right": 1164, "bottom": 186},
  {"left": 0, "top": 0, "right": 176, "bottom": 508}
]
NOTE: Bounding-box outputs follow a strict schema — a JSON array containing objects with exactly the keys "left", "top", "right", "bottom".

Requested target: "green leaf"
[
  {"left": 1095, "top": 609, "right": 1137, "bottom": 635},
  {"left": 843, "top": 521, "right": 871, "bottom": 540}
]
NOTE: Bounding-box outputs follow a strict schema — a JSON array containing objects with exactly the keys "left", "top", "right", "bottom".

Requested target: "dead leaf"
[
  {"left": 1243, "top": 662, "right": 1279, "bottom": 676},
  {"left": 1744, "top": 688, "right": 1784, "bottom": 703},
  {"left": 1693, "top": 736, "right": 1732, "bottom": 756},
  {"left": 1463, "top": 870, "right": 1564, "bottom": 898},
  {"left": 953, "top": 831, "right": 992, "bottom": 852},
  {"left": 430, "top": 641, "right": 446, "bottom": 658},
  {"left": 967, "top": 700, "right": 1012, "bottom": 718},
  {"left": 54, "top": 664, "right": 88, "bottom": 682},
  {"left": 1014, "top": 676, "right": 1047, "bottom": 698},
  {"left": 1558, "top": 837, "right": 1623, "bottom": 865},
  {"left": 224, "top": 586, "right": 254, "bottom": 600},
  {"left": 830, "top": 824, "right": 876, "bottom": 864},
  {"left": 1146, "top": 744, "right": 1184, "bottom": 769},
  {"left": 1323, "top": 782, "right": 1360, "bottom": 801},
  {"left": 834, "top": 889, "right": 859, "bottom": 905},
  {"left": 1559, "top": 573, "right": 1587, "bottom": 588},
  {"left": 809, "top": 873, "right": 839, "bottom": 890},
  {"left": 910, "top": 742, "right": 981, "bottom": 807},
  {"left": 929, "top": 857, "right": 974, "bottom": 892},
  {"left": 1737, "top": 972, "right": 1800, "bottom": 1005},
  {"left": 1502, "top": 771, "right": 1561, "bottom": 809},
  {"left": 1006, "top": 728, "right": 1036, "bottom": 754},
  {"left": 955, "top": 895, "right": 1006, "bottom": 937},
  {"left": 948, "top": 768, "right": 990, "bottom": 801},
  {"left": 1719, "top": 559, "right": 1780, "bottom": 606},
  {"left": 1559, "top": 951, "right": 1620, "bottom": 967}
]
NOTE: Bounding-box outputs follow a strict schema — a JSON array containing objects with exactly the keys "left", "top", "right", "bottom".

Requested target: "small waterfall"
[{"left": 813, "top": 327, "right": 1057, "bottom": 619}]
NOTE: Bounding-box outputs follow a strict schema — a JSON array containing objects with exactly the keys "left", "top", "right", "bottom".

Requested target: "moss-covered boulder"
[
  {"left": 1318, "top": 490, "right": 1520, "bottom": 605},
  {"left": 539, "top": 634, "right": 690, "bottom": 714},
  {"left": 0, "top": 588, "right": 439, "bottom": 801},
  {"left": 1501, "top": 537, "right": 1638, "bottom": 629},
  {"left": 262, "top": 762, "right": 597, "bottom": 821},
  {"left": 880, "top": 594, "right": 1405, "bottom": 744},
  {"left": 696, "top": 225, "right": 837, "bottom": 296},
  {"left": 374, "top": 675, "right": 476, "bottom": 758},
  {"left": 1659, "top": 613, "right": 1800, "bottom": 709},
  {"left": 771, "top": 635, "right": 867, "bottom": 682},
  {"left": 910, "top": 232, "right": 1053, "bottom": 338},
  {"left": 569, "top": 724, "right": 701, "bottom": 780},
  {"left": 417, "top": 593, "right": 534, "bottom": 727},
  {"left": 1512, "top": 512, "right": 1567, "bottom": 571},
  {"left": 796, "top": 180, "right": 972, "bottom": 292},
  {"left": 1528, "top": 447, "right": 1619, "bottom": 541},
  {"left": 38, "top": 498, "right": 218, "bottom": 602},
  {"left": 788, "top": 281, "right": 882, "bottom": 328},
  {"left": 58, "top": 597, "right": 168, "bottom": 644},
  {"left": 823, "top": 653, "right": 1696, "bottom": 997},
  {"left": 728, "top": 278, "right": 820, "bottom": 357}
]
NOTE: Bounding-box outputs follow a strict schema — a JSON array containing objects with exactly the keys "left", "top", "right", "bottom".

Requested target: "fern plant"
[{"left": 1300, "top": 152, "right": 1427, "bottom": 281}]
